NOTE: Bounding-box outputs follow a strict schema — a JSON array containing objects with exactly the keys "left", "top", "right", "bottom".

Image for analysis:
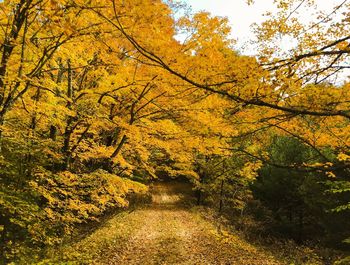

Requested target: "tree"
[{"left": 1, "top": 0, "right": 350, "bottom": 262}]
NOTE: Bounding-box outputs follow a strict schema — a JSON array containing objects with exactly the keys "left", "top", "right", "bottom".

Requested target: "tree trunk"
[
  {"left": 0, "top": 0, "right": 30, "bottom": 105},
  {"left": 219, "top": 179, "right": 225, "bottom": 213},
  {"left": 110, "top": 134, "right": 127, "bottom": 159},
  {"left": 196, "top": 189, "right": 202, "bottom": 205},
  {"left": 297, "top": 208, "right": 303, "bottom": 243},
  {"left": 62, "top": 59, "right": 73, "bottom": 170},
  {"left": 0, "top": 114, "right": 4, "bottom": 151}
]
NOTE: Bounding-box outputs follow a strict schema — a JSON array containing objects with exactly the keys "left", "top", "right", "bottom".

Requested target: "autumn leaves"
[{"left": 0, "top": 0, "right": 350, "bottom": 262}]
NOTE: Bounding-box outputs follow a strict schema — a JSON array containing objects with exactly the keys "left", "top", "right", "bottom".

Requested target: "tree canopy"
[{"left": 0, "top": 0, "right": 349, "bottom": 263}]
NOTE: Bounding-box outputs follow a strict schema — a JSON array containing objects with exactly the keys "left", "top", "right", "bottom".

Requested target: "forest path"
[{"left": 83, "top": 182, "right": 281, "bottom": 265}]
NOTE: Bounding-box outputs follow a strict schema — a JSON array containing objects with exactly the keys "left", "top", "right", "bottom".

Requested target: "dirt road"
[{"left": 91, "top": 182, "right": 280, "bottom": 265}]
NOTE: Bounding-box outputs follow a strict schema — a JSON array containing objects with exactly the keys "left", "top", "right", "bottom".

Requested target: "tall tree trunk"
[
  {"left": 196, "top": 173, "right": 206, "bottom": 205},
  {"left": 0, "top": 0, "right": 30, "bottom": 106},
  {"left": 219, "top": 179, "right": 225, "bottom": 213},
  {"left": 50, "top": 125, "right": 57, "bottom": 141},
  {"left": 49, "top": 58, "right": 65, "bottom": 141},
  {"left": 63, "top": 59, "right": 73, "bottom": 170},
  {"left": 0, "top": 3, "right": 30, "bottom": 145},
  {"left": 196, "top": 188, "right": 202, "bottom": 205},
  {"left": 0, "top": 114, "right": 4, "bottom": 151},
  {"left": 297, "top": 208, "right": 304, "bottom": 243}
]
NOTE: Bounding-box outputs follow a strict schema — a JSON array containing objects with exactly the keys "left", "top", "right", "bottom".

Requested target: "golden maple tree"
[{"left": 0, "top": 0, "right": 349, "bottom": 263}]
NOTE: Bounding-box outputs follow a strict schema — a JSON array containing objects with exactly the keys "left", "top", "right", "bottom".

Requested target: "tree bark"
[
  {"left": 110, "top": 134, "right": 127, "bottom": 159},
  {"left": 219, "top": 179, "right": 225, "bottom": 213},
  {"left": 63, "top": 59, "right": 73, "bottom": 170},
  {"left": 0, "top": 0, "right": 31, "bottom": 106}
]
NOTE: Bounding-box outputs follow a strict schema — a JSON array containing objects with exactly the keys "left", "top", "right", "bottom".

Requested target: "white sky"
[{"left": 182, "top": 0, "right": 346, "bottom": 54}]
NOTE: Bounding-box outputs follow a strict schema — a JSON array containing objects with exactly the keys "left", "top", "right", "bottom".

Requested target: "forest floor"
[
  {"left": 97, "top": 182, "right": 280, "bottom": 265},
  {"left": 45, "top": 182, "right": 327, "bottom": 265}
]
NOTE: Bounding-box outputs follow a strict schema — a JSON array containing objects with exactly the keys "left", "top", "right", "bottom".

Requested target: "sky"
[
  {"left": 182, "top": 0, "right": 345, "bottom": 54},
  {"left": 183, "top": 0, "right": 277, "bottom": 50}
]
